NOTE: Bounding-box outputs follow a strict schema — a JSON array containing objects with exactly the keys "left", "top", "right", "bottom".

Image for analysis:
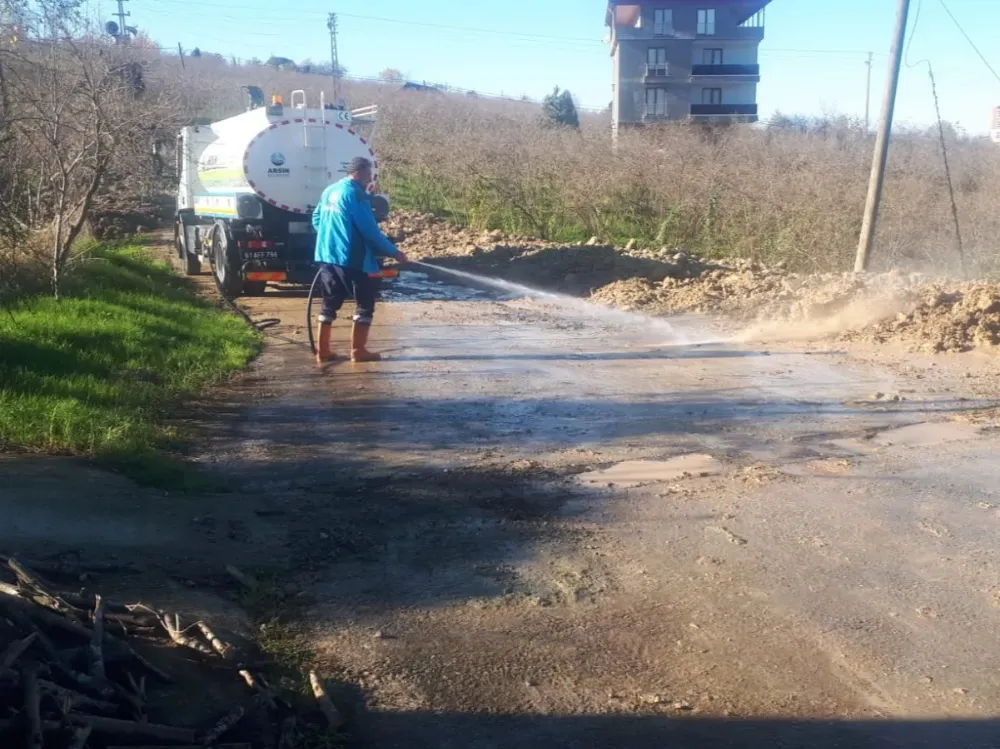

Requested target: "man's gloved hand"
[{"left": 395, "top": 250, "right": 409, "bottom": 264}]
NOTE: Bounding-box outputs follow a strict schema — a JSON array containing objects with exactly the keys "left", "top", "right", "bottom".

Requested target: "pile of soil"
[
  {"left": 843, "top": 282, "right": 1000, "bottom": 353},
  {"left": 388, "top": 211, "right": 1000, "bottom": 353},
  {"left": 385, "top": 212, "right": 712, "bottom": 296}
]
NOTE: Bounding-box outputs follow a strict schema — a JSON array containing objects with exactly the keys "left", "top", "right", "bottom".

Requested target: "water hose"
[
  {"left": 209, "top": 253, "right": 282, "bottom": 333},
  {"left": 306, "top": 265, "right": 322, "bottom": 356}
]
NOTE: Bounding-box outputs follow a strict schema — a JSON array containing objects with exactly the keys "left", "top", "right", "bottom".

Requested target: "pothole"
[{"left": 576, "top": 454, "right": 723, "bottom": 488}]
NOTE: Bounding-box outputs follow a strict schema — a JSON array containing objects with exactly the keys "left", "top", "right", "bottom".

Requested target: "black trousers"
[{"left": 317, "top": 264, "right": 378, "bottom": 326}]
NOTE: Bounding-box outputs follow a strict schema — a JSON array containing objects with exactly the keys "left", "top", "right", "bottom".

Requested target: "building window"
[
  {"left": 647, "top": 48, "right": 668, "bottom": 76},
  {"left": 654, "top": 9, "right": 673, "bottom": 36},
  {"left": 646, "top": 88, "right": 667, "bottom": 117},
  {"left": 703, "top": 48, "right": 723, "bottom": 65},
  {"left": 697, "top": 9, "right": 716, "bottom": 35},
  {"left": 702, "top": 87, "right": 722, "bottom": 104}
]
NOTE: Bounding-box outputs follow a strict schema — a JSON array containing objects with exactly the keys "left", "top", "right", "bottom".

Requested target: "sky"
[{"left": 100, "top": 0, "right": 1000, "bottom": 133}]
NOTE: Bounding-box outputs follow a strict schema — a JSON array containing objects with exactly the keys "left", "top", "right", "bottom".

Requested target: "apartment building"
[{"left": 606, "top": 1, "right": 772, "bottom": 131}]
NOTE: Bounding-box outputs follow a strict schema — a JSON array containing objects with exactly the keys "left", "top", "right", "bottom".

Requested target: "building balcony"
[
  {"left": 643, "top": 63, "right": 672, "bottom": 82},
  {"left": 691, "top": 64, "right": 760, "bottom": 78},
  {"left": 717, "top": 25, "right": 765, "bottom": 41},
  {"left": 690, "top": 103, "right": 758, "bottom": 118}
]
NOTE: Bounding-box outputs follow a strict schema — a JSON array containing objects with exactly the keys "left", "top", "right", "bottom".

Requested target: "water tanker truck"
[{"left": 174, "top": 88, "right": 389, "bottom": 297}]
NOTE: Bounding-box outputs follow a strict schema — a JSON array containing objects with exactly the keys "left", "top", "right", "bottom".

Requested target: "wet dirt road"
[
  {"left": 5, "top": 262, "right": 999, "bottom": 748},
  {"left": 211, "top": 269, "right": 1000, "bottom": 748}
]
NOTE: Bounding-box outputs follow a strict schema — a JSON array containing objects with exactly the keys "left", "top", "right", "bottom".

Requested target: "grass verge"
[{"left": 0, "top": 243, "right": 261, "bottom": 487}]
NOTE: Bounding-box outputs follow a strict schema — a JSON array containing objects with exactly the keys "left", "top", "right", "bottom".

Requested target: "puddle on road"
[
  {"left": 381, "top": 272, "right": 501, "bottom": 303},
  {"left": 577, "top": 454, "right": 723, "bottom": 488}
]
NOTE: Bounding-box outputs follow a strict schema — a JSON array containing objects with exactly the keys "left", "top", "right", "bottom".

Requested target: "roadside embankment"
[{"left": 0, "top": 243, "right": 260, "bottom": 485}]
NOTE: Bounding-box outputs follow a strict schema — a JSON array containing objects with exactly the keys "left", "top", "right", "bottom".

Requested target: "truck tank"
[
  {"left": 196, "top": 99, "right": 378, "bottom": 215},
  {"left": 175, "top": 90, "right": 389, "bottom": 298}
]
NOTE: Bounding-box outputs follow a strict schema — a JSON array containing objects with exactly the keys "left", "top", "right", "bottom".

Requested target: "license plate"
[{"left": 244, "top": 251, "right": 279, "bottom": 259}]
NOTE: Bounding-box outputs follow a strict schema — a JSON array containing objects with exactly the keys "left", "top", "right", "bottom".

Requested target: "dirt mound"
[
  {"left": 388, "top": 211, "right": 1000, "bottom": 353},
  {"left": 844, "top": 283, "right": 1000, "bottom": 352},
  {"left": 387, "top": 212, "right": 716, "bottom": 295}
]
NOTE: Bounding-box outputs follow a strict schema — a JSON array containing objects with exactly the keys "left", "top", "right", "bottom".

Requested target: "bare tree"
[{"left": 0, "top": 7, "right": 180, "bottom": 295}]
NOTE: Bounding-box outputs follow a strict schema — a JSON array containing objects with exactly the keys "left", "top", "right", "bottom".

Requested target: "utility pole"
[
  {"left": 116, "top": 0, "right": 129, "bottom": 42},
  {"left": 864, "top": 51, "right": 873, "bottom": 131},
  {"left": 327, "top": 13, "right": 341, "bottom": 104},
  {"left": 854, "top": 0, "right": 910, "bottom": 273}
]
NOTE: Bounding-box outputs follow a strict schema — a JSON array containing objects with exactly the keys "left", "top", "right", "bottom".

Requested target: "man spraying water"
[{"left": 312, "top": 157, "right": 408, "bottom": 363}]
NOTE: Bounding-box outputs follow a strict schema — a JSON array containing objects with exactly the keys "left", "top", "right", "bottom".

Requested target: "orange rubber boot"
[
  {"left": 350, "top": 322, "right": 382, "bottom": 362},
  {"left": 315, "top": 322, "right": 336, "bottom": 364}
]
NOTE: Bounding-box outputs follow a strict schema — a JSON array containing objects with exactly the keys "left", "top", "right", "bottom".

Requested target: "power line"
[
  {"left": 764, "top": 47, "right": 884, "bottom": 56},
  {"left": 926, "top": 62, "right": 966, "bottom": 277},
  {"left": 937, "top": 0, "right": 1000, "bottom": 86},
  {"left": 141, "top": 1, "right": 889, "bottom": 57},
  {"left": 904, "top": 0, "right": 933, "bottom": 72},
  {"left": 141, "top": 1, "right": 604, "bottom": 45},
  {"left": 335, "top": 10, "right": 603, "bottom": 44}
]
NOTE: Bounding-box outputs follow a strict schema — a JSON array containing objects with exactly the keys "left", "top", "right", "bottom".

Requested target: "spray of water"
[{"left": 413, "top": 261, "right": 733, "bottom": 347}]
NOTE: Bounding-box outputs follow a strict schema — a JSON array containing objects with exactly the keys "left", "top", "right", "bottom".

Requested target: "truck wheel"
[
  {"left": 176, "top": 220, "right": 201, "bottom": 275},
  {"left": 209, "top": 222, "right": 243, "bottom": 298},
  {"left": 243, "top": 281, "right": 267, "bottom": 296}
]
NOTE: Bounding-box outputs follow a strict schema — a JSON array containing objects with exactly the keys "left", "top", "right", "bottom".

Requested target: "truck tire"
[
  {"left": 209, "top": 222, "right": 243, "bottom": 298},
  {"left": 176, "top": 220, "right": 201, "bottom": 275}
]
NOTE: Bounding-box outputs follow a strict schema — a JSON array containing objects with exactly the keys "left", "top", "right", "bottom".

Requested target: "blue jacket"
[{"left": 312, "top": 178, "right": 400, "bottom": 274}]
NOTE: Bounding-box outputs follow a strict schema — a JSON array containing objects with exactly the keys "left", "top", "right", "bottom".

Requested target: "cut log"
[
  {"left": 1, "top": 632, "right": 38, "bottom": 668},
  {"left": 8, "top": 557, "right": 82, "bottom": 617},
  {"left": 22, "top": 664, "right": 43, "bottom": 749},
  {"left": 276, "top": 716, "right": 298, "bottom": 749},
  {"left": 90, "top": 594, "right": 106, "bottom": 683},
  {"left": 199, "top": 703, "right": 248, "bottom": 746},
  {"left": 38, "top": 679, "right": 118, "bottom": 714},
  {"left": 126, "top": 671, "right": 146, "bottom": 702},
  {"left": 0, "top": 591, "right": 93, "bottom": 640},
  {"left": 105, "top": 636, "right": 173, "bottom": 685},
  {"left": 67, "top": 725, "right": 93, "bottom": 749},
  {"left": 238, "top": 669, "right": 276, "bottom": 710},
  {"left": 68, "top": 714, "right": 196, "bottom": 743},
  {"left": 158, "top": 613, "right": 214, "bottom": 657},
  {"left": 308, "top": 670, "right": 344, "bottom": 729},
  {"left": 1, "top": 611, "right": 97, "bottom": 695},
  {"left": 107, "top": 745, "right": 250, "bottom": 749},
  {"left": 195, "top": 621, "right": 233, "bottom": 660},
  {"left": 8, "top": 557, "right": 56, "bottom": 593},
  {"left": 0, "top": 719, "right": 62, "bottom": 732}
]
